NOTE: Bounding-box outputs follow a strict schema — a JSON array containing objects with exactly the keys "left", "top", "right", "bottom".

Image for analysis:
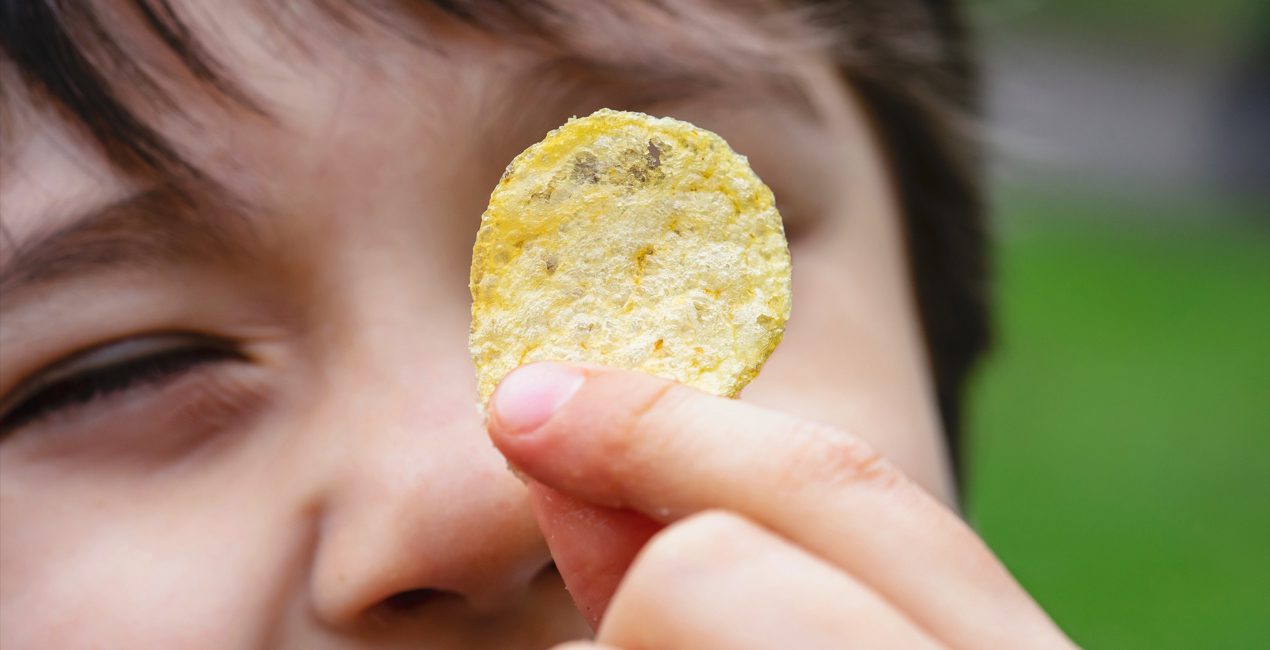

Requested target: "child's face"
[{"left": 0, "top": 3, "right": 952, "bottom": 646}]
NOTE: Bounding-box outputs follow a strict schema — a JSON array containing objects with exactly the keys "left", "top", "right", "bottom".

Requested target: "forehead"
[{"left": 0, "top": 0, "right": 824, "bottom": 184}]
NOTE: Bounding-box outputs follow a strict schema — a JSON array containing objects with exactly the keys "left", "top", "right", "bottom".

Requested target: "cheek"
[
  {"left": 741, "top": 219, "right": 952, "bottom": 499},
  {"left": 745, "top": 242, "right": 929, "bottom": 417},
  {"left": 0, "top": 457, "right": 298, "bottom": 647}
]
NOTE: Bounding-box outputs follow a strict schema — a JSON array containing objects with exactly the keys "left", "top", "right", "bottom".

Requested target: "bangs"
[{"left": 0, "top": 0, "right": 823, "bottom": 182}]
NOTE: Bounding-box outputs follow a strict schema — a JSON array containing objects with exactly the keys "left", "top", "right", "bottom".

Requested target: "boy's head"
[{"left": 0, "top": 1, "right": 987, "bottom": 646}]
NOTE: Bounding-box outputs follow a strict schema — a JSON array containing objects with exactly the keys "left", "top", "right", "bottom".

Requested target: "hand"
[{"left": 486, "top": 363, "right": 1076, "bottom": 649}]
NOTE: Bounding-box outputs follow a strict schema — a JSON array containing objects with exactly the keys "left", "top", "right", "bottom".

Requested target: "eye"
[
  {"left": 766, "top": 186, "right": 820, "bottom": 243},
  {"left": 0, "top": 334, "right": 245, "bottom": 436}
]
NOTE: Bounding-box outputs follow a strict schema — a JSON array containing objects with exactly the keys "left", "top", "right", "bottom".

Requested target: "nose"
[{"left": 305, "top": 344, "right": 551, "bottom": 626}]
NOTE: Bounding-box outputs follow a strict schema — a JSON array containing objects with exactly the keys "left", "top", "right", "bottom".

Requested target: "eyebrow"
[{"left": 0, "top": 184, "right": 262, "bottom": 308}]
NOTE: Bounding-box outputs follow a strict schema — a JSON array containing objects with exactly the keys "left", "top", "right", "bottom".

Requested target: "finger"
[
  {"left": 528, "top": 483, "right": 661, "bottom": 629},
  {"left": 596, "top": 510, "right": 943, "bottom": 650},
  {"left": 488, "top": 363, "right": 1073, "bottom": 649},
  {"left": 549, "top": 643, "right": 620, "bottom": 650}
]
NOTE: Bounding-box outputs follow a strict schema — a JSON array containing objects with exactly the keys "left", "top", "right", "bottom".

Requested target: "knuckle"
[
  {"left": 678, "top": 509, "right": 755, "bottom": 538},
  {"left": 603, "top": 511, "right": 769, "bottom": 643},
  {"left": 603, "top": 378, "right": 696, "bottom": 475},
  {"left": 636, "top": 510, "right": 759, "bottom": 575},
  {"left": 625, "top": 378, "right": 695, "bottom": 438},
  {"left": 782, "top": 419, "right": 907, "bottom": 493},
  {"left": 639, "top": 513, "right": 716, "bottom": 567},
  {"left": 607, "top": 527, "right": 696, "bottom": 622}
]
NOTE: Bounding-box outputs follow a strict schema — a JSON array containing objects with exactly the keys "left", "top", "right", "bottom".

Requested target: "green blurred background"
[{"left": 963, "top": 1, "right": 1270, "bottom": 648}]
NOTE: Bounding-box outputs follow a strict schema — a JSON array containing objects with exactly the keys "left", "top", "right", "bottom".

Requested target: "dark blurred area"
[
  {"left": 963, "top": 1, "right": 1270, "bottom": 648},
  {"left": 978, "top": 0, "right": 1270, "bottom": 207}
]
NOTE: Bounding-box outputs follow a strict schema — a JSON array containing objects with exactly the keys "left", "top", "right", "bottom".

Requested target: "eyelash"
[{"left": 0, "top": 341, "right": 243, "bottom": 436}]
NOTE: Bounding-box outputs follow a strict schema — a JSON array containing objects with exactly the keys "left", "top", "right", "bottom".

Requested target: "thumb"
[{"left": 527, "top": 482, "right": 661, "bottom": 629}]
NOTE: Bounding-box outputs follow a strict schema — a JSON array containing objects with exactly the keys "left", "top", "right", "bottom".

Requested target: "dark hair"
[
  {"left": 0, "top": 0, "right": 989, "bottom": 479},
  {"left": 813, "top": 0, "right": 990, "bottom": 476}
]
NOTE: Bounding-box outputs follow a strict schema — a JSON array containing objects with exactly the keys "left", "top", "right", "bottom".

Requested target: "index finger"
[{"left": 488, "top": 362, "right": 1072, "bottom": 650}]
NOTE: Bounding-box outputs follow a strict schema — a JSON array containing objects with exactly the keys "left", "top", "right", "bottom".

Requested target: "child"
[{"left": 0, "top": 1, "right": 1073, "bottom": 647}]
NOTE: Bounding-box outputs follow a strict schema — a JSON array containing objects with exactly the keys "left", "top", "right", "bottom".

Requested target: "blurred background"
[{"left": 962, "top": 1, "right": 1270, "bottom": 648}]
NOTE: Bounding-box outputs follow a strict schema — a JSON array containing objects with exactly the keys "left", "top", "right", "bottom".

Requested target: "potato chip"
[{"left": 470, "top": 109, "right": 791, "bottom": 405}]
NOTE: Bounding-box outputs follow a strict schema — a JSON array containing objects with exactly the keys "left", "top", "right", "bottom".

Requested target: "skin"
[{"left": 0, "top": 1, "right": 1073, "bottom": 648}]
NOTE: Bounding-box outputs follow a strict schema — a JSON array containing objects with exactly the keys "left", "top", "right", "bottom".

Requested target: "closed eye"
[{"left": 0, "top": 334, "right": 245, "bottom": 436}]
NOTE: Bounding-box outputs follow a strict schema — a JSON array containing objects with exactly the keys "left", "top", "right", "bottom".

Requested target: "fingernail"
[{"left": 492, "top": 363, "right": 585, "bottom": 434}]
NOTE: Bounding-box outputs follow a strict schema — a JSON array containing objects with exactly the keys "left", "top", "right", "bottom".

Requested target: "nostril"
[{"left": 380, "top": 588, "right": 451, "bottom": 611}]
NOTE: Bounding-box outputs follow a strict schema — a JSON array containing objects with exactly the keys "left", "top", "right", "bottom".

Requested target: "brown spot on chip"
[
  {"left": 571, "top": 151, "right": 600, "bottom": 183},
  {"left": 647, "top": 139, "right": 662, "bottom": 168}
]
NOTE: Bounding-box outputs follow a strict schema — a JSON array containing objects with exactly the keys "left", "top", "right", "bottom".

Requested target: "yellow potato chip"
[{"left": 470, "top": 109, "right": 791, "bottom": 405}]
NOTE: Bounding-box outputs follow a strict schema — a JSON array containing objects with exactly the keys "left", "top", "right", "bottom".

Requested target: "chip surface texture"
[{"left": 470, "top": 109, "right": 791, "bottom": 405}]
